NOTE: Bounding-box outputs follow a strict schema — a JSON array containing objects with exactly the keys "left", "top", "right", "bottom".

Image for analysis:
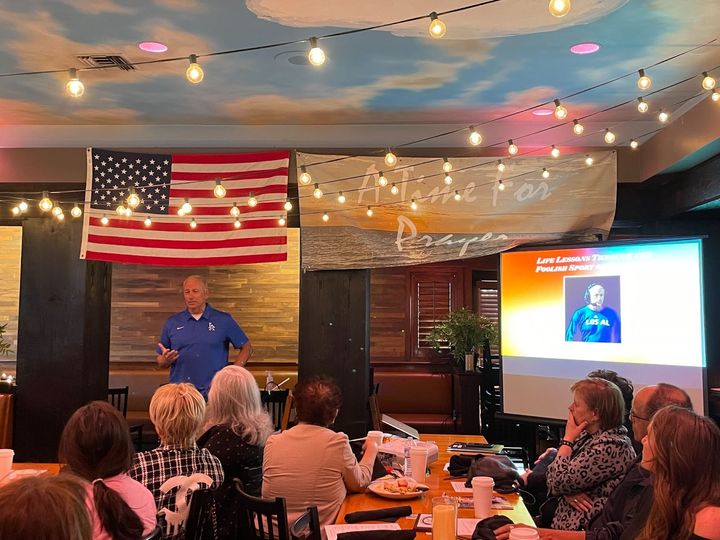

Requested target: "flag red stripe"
[
  {"left": 169, "top": 185, "right": 288, "bottom": 199},
  {"left": 87, "top": 234, "right": 287, "bottom": 250},
  {"left": 84, "top": 251, "right": 288, "bottom": 266},
  {"left": 171, "top": 151, "right": 290, "bottom": 165},
  {"left": 167, "top": 202, "right": 284, "bottom": 215},
  {"left": 171, "top": 167, "right": 288, "bottom": 182},
  {"left": 88, "top": 216, "right": 282, "bottom": 231}
]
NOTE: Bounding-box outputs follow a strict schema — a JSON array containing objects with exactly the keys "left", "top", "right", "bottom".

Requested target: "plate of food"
[{"left": 367, "top": 476, "right": 429, "bottom": 500}]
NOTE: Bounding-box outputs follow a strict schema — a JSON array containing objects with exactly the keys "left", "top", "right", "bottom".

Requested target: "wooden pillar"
[
  {"left": 299, "top": 270, "right": 370, "bottom": 438},
  {"left": 14, "top": 219, "right": 111, "bottom": 461}
]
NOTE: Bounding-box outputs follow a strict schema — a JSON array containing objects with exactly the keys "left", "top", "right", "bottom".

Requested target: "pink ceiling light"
[
  {"left": 138, "top": 41, "right": 168, "bottom": 53},
  {"left": 570, "top": 42, "right": 601, "bottom": 55},
  {"left": 532, "top": 109, "right": 554, "bottom": 116}
]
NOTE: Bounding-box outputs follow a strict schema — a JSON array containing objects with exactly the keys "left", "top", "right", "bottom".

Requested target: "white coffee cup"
[
  {"left": 409, "top": 446, "right": 428, "bottom": 483},
  {"left": 509, "top": 527, "right": 540, "bottom": 540},
  {"left": 366, "top": 430, "right": 383, "bottom": 448},
  {"left": 0, "top": 449, "right": 14, "bottom": 479},
  {"left": 471, "top": 476, "right": 494, "bottom": 519}
]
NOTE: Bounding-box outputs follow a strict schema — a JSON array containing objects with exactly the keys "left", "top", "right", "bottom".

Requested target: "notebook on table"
[{"left": 447, "top": 442, "right": 504, "bottom": 454}]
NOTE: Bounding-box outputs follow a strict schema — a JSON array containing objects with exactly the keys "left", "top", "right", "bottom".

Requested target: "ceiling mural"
[{"left": 0, "top": 0, "right": 718, "bottom": 150}]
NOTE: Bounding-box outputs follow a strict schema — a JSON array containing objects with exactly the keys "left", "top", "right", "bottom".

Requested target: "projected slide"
[{"left": 501, "top": 239, "right": 705, "bottom": 420}]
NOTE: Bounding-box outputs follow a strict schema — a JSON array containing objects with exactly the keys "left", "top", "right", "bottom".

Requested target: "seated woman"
[
  {"left": 262, "top": 376, "right": 378, "bottom": 525},
  {"left": 198, "top": 365, "right": 274, "bottom": 495},
  {"left": 0, "top": 475, "right": 91, "bottom": 540},
  {"left": 546, "top": 377, "right": 636, "bottom": 530},
  {"left": 59, "top": 401, "right": 157, "bottom": 539},
  {"left": 635, "top": 406, "right": 720, "bottom": 540}
]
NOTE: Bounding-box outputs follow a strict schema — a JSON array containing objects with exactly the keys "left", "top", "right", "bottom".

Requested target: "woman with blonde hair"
[{"left": 636, "top": 406, "right": 720, "bottom": 540}]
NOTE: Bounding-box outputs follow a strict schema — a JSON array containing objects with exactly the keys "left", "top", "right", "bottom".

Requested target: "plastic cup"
[
  {"left": 0, "top": 449, "right": 14, "bottom": 479},
  {"left": 367, "top": 430, "right": 383, "bottom": 448},
  {"left": 471, "top": 476, "right": 494, "bottom": 519},
  {"left": 509, "top": 527, "right": 540, "bottom": 540},
  {"left": 409, "top": 446, "right": 428, "bottom": 483},
  {"left": 432, "top": 495, "right": 457, "bottom": 540}
]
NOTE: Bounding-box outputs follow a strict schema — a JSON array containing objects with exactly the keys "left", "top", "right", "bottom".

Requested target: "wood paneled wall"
[
  {"left": 369, "top": 268, "right": 408, "bottom": 362},
  {"left": 0, "top": 227, "right": 22, "bottom": 362},
  {"left": 110, "top": 228, "right": 299, "bottom": 366}
]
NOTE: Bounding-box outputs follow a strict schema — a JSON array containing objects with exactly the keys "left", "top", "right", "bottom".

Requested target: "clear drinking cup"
[{"left": 432, "top": 495, "right": 457, "bottom": 540}]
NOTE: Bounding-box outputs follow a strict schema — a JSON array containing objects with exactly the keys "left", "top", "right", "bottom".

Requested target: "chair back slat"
[
  {"left": 260, "top": 389, "right": 290, "bottom": 431},
  {"left": 234, "top": 480, "right": 289, "bottom": 540},
  {"left": 108, "top": 386, "right": 129, "bottom": 417},
  {"left": 290, "top": 507, "right": 321, "bottom": 540}
]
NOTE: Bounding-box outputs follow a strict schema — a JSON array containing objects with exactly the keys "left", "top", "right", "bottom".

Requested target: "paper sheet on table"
[
  {"left": 324, "top": 523, "right": 401, "bottom": 540},
  {"left": 451, "top": 481, "right": 473, "bottom": 493}
]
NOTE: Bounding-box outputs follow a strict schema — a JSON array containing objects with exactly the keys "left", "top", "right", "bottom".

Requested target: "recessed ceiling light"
[
  {"left": 532, "top": 109, "right": 554, "bottom": 116},
  {"left": 570, "top": 42, "right": 601, "bottom": 55},
  {"left": 138, "top": 41, "right": 168, "bottom": 53}
]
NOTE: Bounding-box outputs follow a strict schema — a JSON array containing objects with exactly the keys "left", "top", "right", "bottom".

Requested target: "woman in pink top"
[{"left": 59, "top": 401, "right": 157, "bottom": 540}]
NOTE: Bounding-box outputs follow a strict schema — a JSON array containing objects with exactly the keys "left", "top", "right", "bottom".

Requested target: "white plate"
[{"left": 367, "top": 479, "right": 428, "bottom": 500}]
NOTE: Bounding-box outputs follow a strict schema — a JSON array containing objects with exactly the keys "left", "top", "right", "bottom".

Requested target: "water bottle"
[
  {"left": 265, "top": 371, "right": 274, "bottom": 390},
  {"left": 403, "top": 443, "right": 412, "bottom": 477}
]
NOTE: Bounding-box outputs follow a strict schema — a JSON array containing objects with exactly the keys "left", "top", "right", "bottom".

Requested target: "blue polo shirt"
[{"left": 158, "top": 303, "right": 248, "bottom": 396}]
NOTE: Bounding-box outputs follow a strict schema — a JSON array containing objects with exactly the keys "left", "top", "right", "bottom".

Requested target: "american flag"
[{"left": 80, "top": 148, "right": 290, "bottom": 266}]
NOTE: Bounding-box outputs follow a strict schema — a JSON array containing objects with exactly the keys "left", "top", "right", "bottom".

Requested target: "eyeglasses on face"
[{"left": 629, "top": 409, "right": 649, "bottom": 422}]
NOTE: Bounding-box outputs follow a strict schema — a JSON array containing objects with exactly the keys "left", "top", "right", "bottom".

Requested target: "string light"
[
  {"left": 550, "top": 145, "right": 560, "bottom": 158},
  {"left": 230, "top": 203, "right": 240, "bottom": 217},
  {"left": 234, "top": 218, "right": 241, "bottom": 229},
  {"left": 428, "top": 12, "right": 447, "bottom": 38},
  {"left": 468, "top": 127, "right": 482, "bottom": 146},
  {"left": 337, "top": 192, "right": 346, "bottom": 204},
  {"left": 247, "top": 193, "right": 258, "bottom": 207},
  {"left": 177, "top": 207, "right": 186, "bottom": 217},
  {"left": 181, "top": 198, "right": 192, "bottom": 214},
  {"left": 144, "top": 216, "right": 152, "bottom": 227},
  {"left": 65, "top": 68, "right": 85, "bottom": 98},
  {"left": 313, "top": 184, "right": 323, "bottom": 199},
  {"left": 498, "top": 180, "right": 506, "bottom": 191},
  {"left": 100, "top": 215, "right": 109, "bottom": 225},
  {"left": 442, "top": 158, "right": 452, "bottom": 173},
  {"left": 39, "top": 191, "right": 53, "bottom": 212},
  {"left": 702, "top": 71, "right": 716, "bottom": 90},
  {"left": 630, "top": 139, "right": 639, "bottom": 149},
  {"left": 712, "top": 90, "right": 720, "bottom": 102},
  {"left": 56, "top": 212, "right": 65, "bottom": 221},
  {"left": 185, "top": 54, "right": 204, "bottom": 84},
  {"left": 308, "top": 37, "right": 326, "bottom": 66},
  {"left": 51, "top": 204, "right": 62, "bottom": 217},
  {"left": 127, "top": 187, "right": 140, "bottom": 209},
  {"left": 18, "top": 201, "right": 28, "bottom": 213},
  {"left": 322, "top": 212, "right": 329, "bottom": 222},
  {"left": 70, "top": 204, "right": 82, "bottom": 218},
  {"left": 572, "top": 120, "right": 584, "bottom": 135},
  {"left": 117, "top": 203, "right": 126, "bottom": 216},
  {"left": 497, "top": 160, "right": 506, "bottom": 173},
  {"left": 390, "top": 184, "right": 399, "bottom": 195},
  {"left": 508, "top": 140, "right": 519, "bottom": 155},
  {"left": 454, "top": 190, "right": 461, "bottom": 201},
  {"left": 637, "top": 97, "right": 649, "bottom": 113},
  {"left": 278, "top": 216, "right": 286, "bottom": 226},
  {"left": 410, "top": 199, "right": 418, "bottom": 211},
  {"left": 124, "top": 207, "right": 133, "bottom": 218},
  {"left": 378, "top": 172, "right": 388, "bottom": 187},
  {"left": 658, "top": 110, "right": 669, "bottom": 123},
  {"left": 542, "top": 168, "right": 550, "bottom": 179},
  {"left": 213, "top": 179, "right": 227, "bottom": 198},
  {"left": 10, "top": 207, "right": 19, "bottom": 216},
  {"left": 548, "top": 0, "right": 571, "bottom": 18},
  {"left": 384, "top": 149, "right": 398, "bottom": 167},
  {"left": 284, "top": 200, "right": 293, "bottom": 211},
  {"left": 444, "top": 173, "right": 453, "bottom": 185},
  {"left": 553, "top": 99, "right": 568, "bottom": 120},
  {"left": 366, "top": 206, "right": 374, "bottom": 217},
  {"left": 585, "top": 154, "right": 594, "bottom": 166},
  {"left": 298, "top": 165, "right": 312, "bottom": 185},
  {"left": 190, "top": 218, "right": 197, "bottom": 229},
  {"left": 604, "top": 128, "right": 616, "bottom": 144},
  {"left": 637, "top": 69, "right": 652, "bottom": 90}
]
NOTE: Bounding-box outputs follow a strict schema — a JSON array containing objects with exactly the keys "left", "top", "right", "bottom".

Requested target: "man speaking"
[
  {"left": 156, "top": 275, "right": 252, "bottom": 397},
  {"left": 565, "top": 283, "right": 621, "bottom": 343}
]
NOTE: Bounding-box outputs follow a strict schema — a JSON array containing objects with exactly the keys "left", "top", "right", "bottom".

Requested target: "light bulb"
[
  {"left": 637, "top": 69, "right": 651, "bottom": 91},
  {"left": 428, "top": 12, "right": 447, "bottom": 39},
  {"left": 56, "top": 212, "right": 65, "bottom": 222},
  {"left": 604, "top": 129, "right": 616, "bottom": 144},
  {"left": 11, "top": 207, "right": 19, "bottom": 216},
  {"left": 52, "top": 204, "right": 62, "bottom": 216},
  {"left": 230, "top": 203, "right": 240, "bottom": 217},
  {"left": 18, "top": 201, "right": 28, "bottom": 213},
  {"left": 508, "top": 140, "right": 519, "bottom": 155},
  {"left": 116, "top": 203, "right": 126, "bottom": 216},
  {"left": 554, "top": 99, "right": 568, "bottom": 120},
  {"left": 308, "top": 37, "right": 326, "bottom": 66},
  {"left": 298, "top": 165, "right": 312, "bottom": 185},
  {"left": 247, "top": 193, "right": 258, "bottom": 207},
  {"left": 181, "top": 198, "right": 192, "bottom": 214},
  {"left": 71, "top": 204, "right": 82, "bottom": 218},
  {"left": 712, "top": 90, "right": 720, "bottom": 102},
  {"left": 585, "top": 154, "right": 594, "bottom": 166},
  {"left": 542, "top": 168, "right": 550, "bottom": 179},
  {"left": 284, "top": 200, "right": 293, "bottom": 211},
  {"left": 100, "top": 215, "right": 109, "bottom": 226},
  {"left": 378, "top": 172, "right": 388, "bottom": 187},
  {"left": 548, "top": 0, "right": 571, "bottom": 17},
  {"left": 468, "top": 127, "right": 482, "bottom": 146},
  {"left": 410, "top": 199, "right": 418, "bottom": 211},
  {"left": 144, "top": 216, "right": 152, "bottom": 227},
  {"left": 65, "top": 68, "right": 84, "bottom": 98},
  {"left": 551, "top": 145, "right": 560, "bottom": 158},
  {"left": 497, "top": 160, "right": 506, "bottom": 173},
  {"left": 177, "top": 207, "right": 186, "bottom": 217},
  {"left": 702, "top": 72, "right": 716, "bottom": 91},
  {"left": 572, "top": 120, "right": 584, "bottom": 135},
  {"left": 454, "top": 190, "right": 461, "bottom": 201},
  {"left": 442, "top": 158, "right": 452, "bottom": 173},
  {"left": 337, "top": 192, "right": 346, "bottom": 204},
  {"left": 124, "top": 207, "right": 133, "bottom": 218},
  {"left": 186, "top": 54, "right": 204, "bottom": 84},
  {"left": 278, "top": 216, "right": 286, "bottom": 226},
  {"left": 384, "top": 149, "right": 398, "bottom": 167},
  {"left": 234, "top": 218, "right": 241, "bottom": 229},
  {"left": 213, "top": 179, "right": 226, "bottom": 198},
  {"left": 366, "top": 206, "right": 374, "bottom": 217},
  {"left": 322, "top": 212, "right": 329, "bottom": 222},
  {"left": 658, "top": 110, "right": 669, "bottom": 123},
  {"left": 637, "top": 97, "right": 649, "bottom": 113},
  {"left": 498, "top": 180, "right": 506, "bottom": 192},
  {"left": 127, "top": 188, "right": 140, "bottom": 209},
  {"left": 444, "top": 173, "right": 453, "bottom": 185},
  {"left": 313, "top": 184, "right": 323, "bottom": 199},
  {"left": 190, "top": 218, "right": 197, "bottom": 229},
  {"left": 39, "top": 192, "right": 53, "bottom": 212},
  {"left": 630, "top": 139, "right": 639, "bottom": 149},
  {"left": 390, "top": 184, "right": 399, "bottom": 195}
]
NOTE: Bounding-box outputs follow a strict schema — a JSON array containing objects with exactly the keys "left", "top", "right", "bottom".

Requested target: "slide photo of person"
[{"left": 565, "top": 276, "right": 621, "bottom": 343}]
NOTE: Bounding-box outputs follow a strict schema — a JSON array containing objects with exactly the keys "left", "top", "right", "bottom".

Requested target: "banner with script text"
[{"left": 297, "top": 151, "right": 616, "bottom": 271}]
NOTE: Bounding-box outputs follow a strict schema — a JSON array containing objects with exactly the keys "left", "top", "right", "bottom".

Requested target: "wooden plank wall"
[
  {"left": 110, "top": 228, "right": 300, "bottom": 366},
  {"left": 0, "top": 227, "right": 22, "bottom": 363},
  {"left": 369, "top": 267, "right": 407, "bottom": 362}
]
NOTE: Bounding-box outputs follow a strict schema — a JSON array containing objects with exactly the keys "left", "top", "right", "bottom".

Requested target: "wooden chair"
[
  {"left": 234, "top": 480, "right": 290, "bottom": 540},
  {"left": 290, "top": 506, "right": 321, "bottom": 540},
  {"left": 280, "top": 391, "right": 294, "bottom": 431},
  {"left": 142, "top": 526, "right": 162, "bottom": 540},
  {"left": 236, "top": 465, "right": 263, "bottom": 497},
  {"left": 107, "top": 386, "right": 144, "bottom": 449},
  {"left": 184, "top": 488, "right": 218, "bottom": 540},
  {"left": 260, "top": 389, "right": 290, "bottom": 431}
]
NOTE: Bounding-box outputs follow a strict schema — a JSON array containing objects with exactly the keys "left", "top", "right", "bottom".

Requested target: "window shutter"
[
  {"left": 410, "top": 270, "right": 462, "bottom": 361},
  {"left": 475, "top": 274, "right": 499, "bottom": 358}
]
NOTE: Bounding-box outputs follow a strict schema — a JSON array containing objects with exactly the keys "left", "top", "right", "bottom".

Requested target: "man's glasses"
[{"left": 629, "top": 409, "right": 649, "bottom": 422}]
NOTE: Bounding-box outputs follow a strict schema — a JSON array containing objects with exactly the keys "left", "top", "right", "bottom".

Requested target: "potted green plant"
[{"left": 427, "top": 308, "right": 498, "bottom": 371}]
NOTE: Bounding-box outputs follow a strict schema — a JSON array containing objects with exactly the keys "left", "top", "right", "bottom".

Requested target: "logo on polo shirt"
[{"left": 208, "top": 322, "right": 216, "bottom": 332}]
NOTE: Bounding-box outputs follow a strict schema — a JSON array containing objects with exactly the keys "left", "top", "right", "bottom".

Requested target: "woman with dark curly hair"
[{"left": 262, "top": 376, "right": 378, "bottom": 525}]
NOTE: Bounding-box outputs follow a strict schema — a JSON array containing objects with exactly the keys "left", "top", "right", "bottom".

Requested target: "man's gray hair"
[
  {"left": 646, "top": 383, "right": 693, "bottom": 418},
  {"left": 182, "top": 275, "right": 208, "bottom": 292}
]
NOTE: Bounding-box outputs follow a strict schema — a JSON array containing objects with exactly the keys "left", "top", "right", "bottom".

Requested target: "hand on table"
[
  {"left": 564, "top": 492, "right": 593, "bottom": 513},
  {"left": 157, "top": 343, "right": 179, "bottom": 367}
]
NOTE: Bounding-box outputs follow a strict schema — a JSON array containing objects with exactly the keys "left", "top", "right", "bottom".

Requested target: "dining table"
[{"left": 336, "top": 434, "right": 534, "bottom": 533}]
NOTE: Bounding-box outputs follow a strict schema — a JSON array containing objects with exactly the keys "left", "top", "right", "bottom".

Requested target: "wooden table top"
[
  {"left": 12, "top": 463, "right": 60, "bottom": 474},
  {"left": 337, "top": 434, "right": 533, "bottom": 530}
]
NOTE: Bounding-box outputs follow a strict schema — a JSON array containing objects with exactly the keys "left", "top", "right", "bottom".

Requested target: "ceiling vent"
[{"left": 76, "top": 55, "right": 136, "bottom": 71}]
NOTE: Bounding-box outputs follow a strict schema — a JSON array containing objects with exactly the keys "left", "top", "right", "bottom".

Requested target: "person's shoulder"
[
  {"left": 205, "top": 304, "right": 233, "bottom": 319},
  {"left": 694, "top": 506, "right": 720, "bottom": 539}
]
